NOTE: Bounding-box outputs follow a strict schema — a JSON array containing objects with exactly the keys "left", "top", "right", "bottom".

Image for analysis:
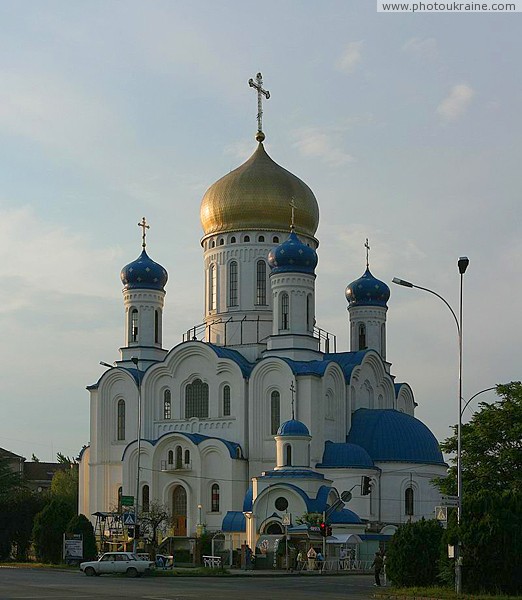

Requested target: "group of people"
[{"left": 296, "top": 546, "right": 325, "bottom": 571}]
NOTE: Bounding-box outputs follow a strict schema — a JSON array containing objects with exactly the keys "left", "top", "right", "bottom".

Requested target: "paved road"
[{"left": 0, "top": 568, "right": 377, "bottom": 600}]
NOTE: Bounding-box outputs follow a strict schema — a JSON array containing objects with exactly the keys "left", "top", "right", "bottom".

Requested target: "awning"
[{"left": 327, "top": 533, "right": 362, "bottom": 544}]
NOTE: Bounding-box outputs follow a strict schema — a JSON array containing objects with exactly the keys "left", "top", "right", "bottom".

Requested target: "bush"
[
  {"left": 386, "top": 518, "right": 445, "bottom": 587},
  {"left": 32, "top": 498, "right": 75, "bottom": 563},
  {"left": 66, "top": 514, "right": 97, "bottom": 561}
]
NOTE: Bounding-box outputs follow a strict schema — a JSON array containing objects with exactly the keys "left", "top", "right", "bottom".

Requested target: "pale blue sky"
[{"left": 0, "top": 1, "right": 519, "bottom": 461}]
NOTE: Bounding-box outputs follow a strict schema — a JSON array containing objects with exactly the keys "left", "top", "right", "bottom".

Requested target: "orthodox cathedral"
[{"left": 78, "top": 76, "right": 446, "bottom": 553}]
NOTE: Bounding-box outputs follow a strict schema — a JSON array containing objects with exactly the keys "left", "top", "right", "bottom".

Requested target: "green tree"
[
  {"left": 437, "top": 382, "right": 522, "bottom": 496},
  {"left": 385, "top": 519, "right": 445, "bottom": 587},
  {"left": 33, "top": 497, "right": 75, "bottom": 563},
  {"left": 66, "top": 514, "right": 97, "bottom": 561},
  {"left": 435, "top": 382, "right": 522, "bottom": 594},
  {"left": 295, "top": 512, "right": 323, "bottom": 526}
]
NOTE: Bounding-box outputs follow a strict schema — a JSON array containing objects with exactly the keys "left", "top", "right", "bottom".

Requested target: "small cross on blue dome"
[{"left": 345, "top": 268, "right": 390, "bottom": 307}]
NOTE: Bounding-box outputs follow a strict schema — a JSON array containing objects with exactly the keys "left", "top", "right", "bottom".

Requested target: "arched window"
[
  {"left": 168, "top": 450, "right": 174, "bottom": 465},
  {"left": 184, "top": 449, "right": 190, "bottom": 465},
  {"left": 209, "top": 265, "right": 216, "bottom": 311},
  {"left": 358, "top": 323, "right": 366, "bottom": 350},
  {"left": 281, "top": 293, "right": 289, "bottom": 330},
  {"left": 142, "top": 484, "right": 150, "bottom": 512},
  {"left": 155, "top": 309, "right": 160, "bottom": 344},
  {"left": 405, "top": 487, "right": 414, "bottom": 516},
  {"left": 219, "top": 238, "right": 224, "bottom": 245},
  {"left": 270, "top": 391, "right": 280, "bottom": 435},
  {"left": 163, "top": 389, "right": 171, "bottom": 420},
  {"left": 381, "top": 323, "right": 386, "bottom": 359},
  {"left": 117, "top": 486, "right": 122, "bottom": 512},
  {"left": 258, "top": 235, "right": 265, "bottom": 242},
  {"left": 256, "top": 260, "right": 267, "bottom": 305},
  {"left": 175, "top": 446, "right": 183, "bottom": 469},
  {"left": 231, "top": 236, "right": 236, "bottom": 244},
  {"left": 228, "top": 261, "right": 238, "bottom": 306},
  {"left": 244, "top": 235, "right": 250, "bottom": 242},
  {"left": 185, "top": 379, "right": 209, "bottom": 418},
  {"left": 285, "top": 444, "right": 292, "bottom": 466},
  {"left": 211, "top": 483, "right": 220, "bottom": 512},
  {"left": 306, "top": 294, "right": 313, "bottom": 331},
  {"left": 131, "top": 309, "right": 138, "bottom": 342},
  {"left": 211, "top": 240, "right": 215, "bottom": 248},
  {"left": 223, "top": 385, "right": 231, "bottom": 416},
  {"left": 117, "top": 399, "right": 125, "bottom": 440},
  {"left": 273, "top": 236, "right": 279, "bottom": 243}
]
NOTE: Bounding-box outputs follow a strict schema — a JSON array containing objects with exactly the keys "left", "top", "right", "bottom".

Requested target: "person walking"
[{"left": 371, "top": 551, "right": 384, "bottom": 586}]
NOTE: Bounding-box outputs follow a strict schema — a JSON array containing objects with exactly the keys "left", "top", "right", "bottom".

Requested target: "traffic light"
[
  {"left": 361, "top": 476, "right": 372, "bottom": 496},
  {"left": 327, "top": 525, "right": 332, "bottom": 537},
  {"left": 319, "top": 522, "right": 327, "bottom": 537},
  {"left": 128, "top": 527, "right": 134, "bottom": 538}
]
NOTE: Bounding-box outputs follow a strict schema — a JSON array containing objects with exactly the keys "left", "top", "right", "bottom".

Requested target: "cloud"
[
  {"left": 336, "top": 42, "right": 363, "bottom": 74},
  {"left": 0, "top": 206, "right": 121, "bottom": 314},
  {"left": 292, "top": 127, "right": 354, "bottom": 167},
  {"left": 437, "top": 84, "right": 474, "bottom": 121},
  {"left": 402, "top": 37, "right": 438, "bottom": 60}
]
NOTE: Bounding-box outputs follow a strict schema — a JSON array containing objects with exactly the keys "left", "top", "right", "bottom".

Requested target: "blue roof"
[
  {"left": 268, "top": 230, "right": 318, "bottom": 275},
  {"left": 282, "top": 350, "right": 367, "bottom": 384},
  {"left": 329, "top": 508, "right": 363, "bottom": 524},
  {"left": 206, "top": 343, "right": 255, "bottom": 378},
  {"left": 277, "top": 419, "right": 310, "bottom": 436},
  {"left": 222, "top": 511, "right": 246, "bottom": 532},
  {"left": 345, "top": 268, "right": 390, "bottom": 307},
  {"left": 317, "top": 441, "right": 374, "bottom": 469},
  {"left": 122, "top": 431, "right": 243, "bottom": 461},
  {"left": 261, "top": 469, "right": 324, "bottom": 480},
  {"left": 120, "top": 249, "right": 168, "bottom": 291},
  {"left": 243, "top": 485, "right": 253, "bottom": 512},
  {"left": 347, "top": 409, "right": 446, "bottom": 465}
]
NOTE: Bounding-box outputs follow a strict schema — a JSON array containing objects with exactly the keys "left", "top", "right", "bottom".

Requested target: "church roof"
[
  {"left": 222, "top": 511, "right": 246, "bottom": 532},
  {"left": 317, "top": 441, "right": 375, "bottom": 469},
  {"left": 329, "top": 508, "right": 363, "bottom": 524},
  {"left": 282, "top": 351, "right": 368, "bottom": 383},
  {"left": 268, "top": 230, "right": 318, "bottom": 275},
  {"left": 200, "top": 142, "right": 319, "bottom": 238},
  {"left": 347, "top": 409, "right": 446, "bottom": 465},
  {"left": 120, "top": 249, "right": 168, "bottom": 291},
  {"left": 345, "top": 268, "right": 390, "bottom": 307},
  {"left": 206, "top": 343, "right": 255, "bottom": 378},
  {"left": 277, "top": 419, "right": 310, "bottom": 436}
]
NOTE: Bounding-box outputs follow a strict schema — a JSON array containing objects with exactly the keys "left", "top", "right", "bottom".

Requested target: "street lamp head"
[
  {"left": 131, "top": 356, "right": 139, "bottom": 367},
  {"left": 392, "top": 277, "right": 414, "bottom": 288},
  {"left": 458, "top": 257, "right": 469, "bottom": 275},
  {"left": 100, "top": 361, "right": 115, "bottom": 369}
]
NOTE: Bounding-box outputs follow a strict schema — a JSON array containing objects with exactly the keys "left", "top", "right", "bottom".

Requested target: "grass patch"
[{"left": 377, "top": 586, "right": 522, "bottom": 600}]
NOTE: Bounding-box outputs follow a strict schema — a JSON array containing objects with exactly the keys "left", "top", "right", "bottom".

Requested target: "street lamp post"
[
  {"left": 131, "top": 356, "right": 142, "bottom": 554},
  {"left": 393, "top": 256, "right": 469, "bottom": 594},
  {"left": 100, "top": 357, "right": 143, "bottom": 554}
]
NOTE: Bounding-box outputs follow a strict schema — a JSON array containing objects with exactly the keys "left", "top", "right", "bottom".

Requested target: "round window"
[{"left": 275, "top": 497, "right": 289, "bottom": 511}]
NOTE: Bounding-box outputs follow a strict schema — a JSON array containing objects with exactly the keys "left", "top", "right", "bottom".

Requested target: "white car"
[{"left": 80, "top": 552, "right": 155, "bottom": 577}]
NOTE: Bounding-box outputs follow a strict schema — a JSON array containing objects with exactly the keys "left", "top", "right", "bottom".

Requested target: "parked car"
[{"left": 80, "top": 552, "right": 155, "bottom": 577}]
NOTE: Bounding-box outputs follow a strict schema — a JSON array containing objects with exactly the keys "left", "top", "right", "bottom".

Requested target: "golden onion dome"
[{"left": 200, "top": 142, "right": 319, "bottom": 239}]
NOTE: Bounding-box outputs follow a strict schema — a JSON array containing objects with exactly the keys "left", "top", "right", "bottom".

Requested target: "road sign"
[
  {"left": 121, "top": 495, "right": 134, "bottom": 507},
  {"left": 441, "top": 495, "right": 459, "bottom": 507},
  {"left": 123, "top": 512, "right": 136, "bottom": 526},
  {"left": 436, "top": 506, "right": 448, "bottom": 521}
]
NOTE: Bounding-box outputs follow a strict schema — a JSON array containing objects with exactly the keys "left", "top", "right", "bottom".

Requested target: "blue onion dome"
[
  {"left": 268, "top": 230, "right": 318, "bottom": 275},
  {"left": 277, "top": 419, "right": 310, "bottom": 436},
  {"left": 345, "top": 268, "right": 390, "bottom": 307},
  {"left": 120, "top": 249, "right": 168, "bottom": 291}
]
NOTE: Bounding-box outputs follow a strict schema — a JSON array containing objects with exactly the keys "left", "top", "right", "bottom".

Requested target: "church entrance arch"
[
  {"left": 264, "top": 521, "right": 284, "bottom": 535},
  {"left": 172, "top": 485, "right": 187, "bottom": 536}
]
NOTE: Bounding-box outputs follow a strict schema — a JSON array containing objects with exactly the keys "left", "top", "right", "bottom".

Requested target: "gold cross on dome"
[
  {"left": 365, "top": 238, "right": 370, "bottom": 269},
  {"left": 289, "top": 198, "right": 297, "bottom": 231},
  {"left": 290, "top": 381, "right": 296, "bottom": 419},
  {"left": 138, "top": 217, "right": 150, "bottom": 249},
  {"left": 248, "top": 72, "right": 270, "bottom": 141}
]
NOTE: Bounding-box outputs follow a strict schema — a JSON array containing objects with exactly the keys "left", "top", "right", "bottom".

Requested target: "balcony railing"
[{"left": 160, "top": 460, "right": 192, "bottom": 471}]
